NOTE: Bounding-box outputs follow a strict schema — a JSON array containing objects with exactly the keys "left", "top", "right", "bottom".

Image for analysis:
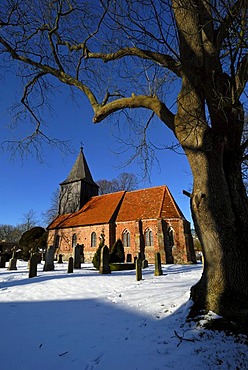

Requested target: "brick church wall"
[
  {"left": 48, "top": 223, "right": 112, "bottom": 262},
  {"left": 47, "top": 217, "right": 194, "bottom": 264}
]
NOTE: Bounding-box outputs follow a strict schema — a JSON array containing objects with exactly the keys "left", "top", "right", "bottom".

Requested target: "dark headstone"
[
  {"left": 67, "top": 257, "right": 74, "bottom": 273},
  {"left": 142, "top": 259, "right": 148, "bottom": 269},
  {"left": 154, "top": 252, "right": 163, "bottom": 276},
  {"left": 43, "top": 246, "right": 55, "bottom": 271},
  {"left": 0, "top": 255, "right": 6, "bottom": 268},
  {"left": 74, "top": 244, "right": 81, "bottom": 269},
  {"left": 57, "top": 254, "right": 63, "bottom": 264},
  {"left": 99, "top": 246, "right": 111, "bottom": 274},
  {"left": 126, "top": 254, "right": 132, "bottom": 262},
  {"left": 29, "top": 254, "right": 38, "bottom": 278},
  {"left": 136, "top": 257, "right": 142, "bottom": 281},
  {"left": 8, "top": 258, "right": 17, "bottom": 270}
]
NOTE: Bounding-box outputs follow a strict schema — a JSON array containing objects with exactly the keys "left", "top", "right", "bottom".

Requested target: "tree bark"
[
  {"left": 188, "top": 144, "right": 248, "bottom": 326},
  {"left": 172, "top": 0, "right": 248, "bottom": 327},
  {"left": 175, "top": 78, "right": 248, "bottom": 326}
]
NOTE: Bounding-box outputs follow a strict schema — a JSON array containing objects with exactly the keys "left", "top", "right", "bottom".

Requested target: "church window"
[
  {"left": 91, "top": 232, "right": 97, "bottom": 247},
  {"left": 168, "top": 227, "right": 175, "bottom": 246},
  {"left": 123, "top": 229, "right": 130, "bottom": 247},
  {"left": 145, "top": 229, "right": 153, "bottom": 246},
  {"left": 72, "top": 233, "right": 77, "bottom": 248}
]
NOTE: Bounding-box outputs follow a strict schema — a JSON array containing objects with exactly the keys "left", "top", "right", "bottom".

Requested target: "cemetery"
[{"left": 0, "top": 252, "right": 246, "bottom": 370}]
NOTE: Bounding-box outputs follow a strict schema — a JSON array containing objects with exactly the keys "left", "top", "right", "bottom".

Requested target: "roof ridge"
[
  {"left": 125, "top": 185, "right": 167, "bottom": 194},
  {"left": 96, "top": 190, "right": 126, "bottom": 197},
  {"left": 166, "top": 187, "right": 186, "bottom": 219}
]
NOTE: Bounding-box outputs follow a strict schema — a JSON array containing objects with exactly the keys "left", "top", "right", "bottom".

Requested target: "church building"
[{"left": 47, "top": 149, "right": 196, "bottom": 264}]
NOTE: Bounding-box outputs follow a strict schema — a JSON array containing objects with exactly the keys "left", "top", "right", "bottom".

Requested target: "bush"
[
  {"left": 92, "top": 232, "right": 105, "bottom": 270},
  {"left": 19, "top": 227, "right": 47, "bottom": 261},
  {"left": 109, "top": 239, "right": 125, "bottom": 263}
]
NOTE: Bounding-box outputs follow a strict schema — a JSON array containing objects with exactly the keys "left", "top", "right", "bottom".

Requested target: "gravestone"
[
  {"left": 126, "top": 254, "right": 132, "bottom": 263},
  {"left": 136, "top": 256, "right": 142, "bottom": 281},
  {"left": 99, "top": 246, "right": 111, "bottom": 274},
  {"left": 57, "top": 254, "right": 63, "bottom": 264},
  {"left": 142, "top": 259, "right": 148, "bottom": 269},
  {"left": 29, "top": 254, "right": 38, "bottom": 278},
  {"left": 67, "top": 257, "right": 74, "bottom": 273},
  {"left": 43, "top": 246, "right": 55, "bottom": 271},
  {"left": 8, "top": 258, "right": 17, "bottom": 270},
  {"left": 37, "top": 253, "right": 42, "bottom": 264},
  {"left": 29, "top": 253, "right": 41, "bottom": 268},
  {"left": 154, "top": 252, "right": 163, "bottom": 276},
  {"left": 74, "top": 244, "right": 82, "bottom": 269},
  {"left": 0, "top": 255, "right": 6, "bottom": 268}
]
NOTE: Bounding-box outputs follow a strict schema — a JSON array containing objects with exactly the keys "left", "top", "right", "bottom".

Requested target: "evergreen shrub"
[
  {"left": 109, "top": 239, "right": 125, "bottom": 263},
  {"left": 92, "top": 232, "right": 105, "bottom": 270}
]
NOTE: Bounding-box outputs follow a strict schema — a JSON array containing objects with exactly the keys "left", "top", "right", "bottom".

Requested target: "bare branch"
[
  {"left": 235, "top": 53, "right": 248, "bottom": 99},
  {"left": 0, "top": 36, "right": 100, "bottom": 110},
  {"left": 20, "top": 72, "right": 47, "bottom": 128},
  {"left": 86, "top": 47, "right": 182, "bottom": 77},
  {"left": 215, "top": 0, "right": 247, "bottom": 49},
  {"left": 93, "top": 94, "right": 175, "bottom": 132}
]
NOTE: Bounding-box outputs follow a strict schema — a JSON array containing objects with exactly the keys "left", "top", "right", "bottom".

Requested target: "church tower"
[{"left": 58, "top": 148, "right": 99, "bottom": 215}]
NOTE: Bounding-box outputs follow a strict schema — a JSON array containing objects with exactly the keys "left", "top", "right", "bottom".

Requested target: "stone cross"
[
  {"left": 99, "top": 246, "right": 111, "bottom": 274},
  {"left": 154, "top": 252, "right": 163, "bottom": 276}
]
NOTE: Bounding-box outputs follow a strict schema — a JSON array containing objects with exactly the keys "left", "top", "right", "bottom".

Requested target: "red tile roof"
[
  {"left": 48, "top": 191, "right": 125, "bottom": 229},
  {"left": 48, "top": 186, "right": 185, "bottom": 229},
  {"left": 116, "top": 186, "right": 185, "bottom": 221}
]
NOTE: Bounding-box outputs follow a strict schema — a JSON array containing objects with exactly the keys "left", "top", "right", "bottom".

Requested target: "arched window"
[
  {"left": 91, "top": 232, "right": 97, "bottom": 247},
  {"left": 145, "top": 229, "right": 153, "bottom": 246},
  {"left": 123, "top": 229, "right": 130, "bottom": 248},
  {"left": 168, "top": 227, "right": 175, "bottom": 246},
  {"left": 72, "top": 233, "right": 77, "bottom": 248}
]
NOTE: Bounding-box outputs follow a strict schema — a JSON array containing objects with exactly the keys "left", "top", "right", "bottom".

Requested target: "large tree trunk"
[
  {"left": 172, "top": 0, "right": 248, "bottom": 327},
  {"left": 186, "top": 134, "right": 248, "bottom": 326},
  {"left": 175, "top": 81, "right": 248, "bottom": 326}
]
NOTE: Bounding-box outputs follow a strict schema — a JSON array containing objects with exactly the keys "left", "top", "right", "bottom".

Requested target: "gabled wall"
[{"left": 47, "top": 216, "right": 196, "bottom": 264}]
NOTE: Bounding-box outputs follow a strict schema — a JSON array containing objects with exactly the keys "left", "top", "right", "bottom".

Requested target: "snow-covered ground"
[{"left": 0, "top": 261, "right": 247, "bottom": 370}]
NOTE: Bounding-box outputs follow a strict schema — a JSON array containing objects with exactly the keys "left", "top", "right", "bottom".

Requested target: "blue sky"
[{"left": 0, "top": 73, "right": 193, "bottom": 227}]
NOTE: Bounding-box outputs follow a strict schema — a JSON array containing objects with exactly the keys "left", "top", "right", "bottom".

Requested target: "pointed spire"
[{"left": 60, "top": 148, "right": 96, "bottom": 186}]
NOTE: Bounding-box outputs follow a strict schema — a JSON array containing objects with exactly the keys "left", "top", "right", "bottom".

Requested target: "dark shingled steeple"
[
  {"left": 58, "top": 148, "right": 99, "bottom": 215},
  {"left": 61, "top": 147, "right": 97, "bottom": 186}
]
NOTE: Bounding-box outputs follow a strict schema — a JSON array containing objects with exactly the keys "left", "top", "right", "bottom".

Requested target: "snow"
[{"left": 0, "top": 261, "right": 247, "bottom": 370}]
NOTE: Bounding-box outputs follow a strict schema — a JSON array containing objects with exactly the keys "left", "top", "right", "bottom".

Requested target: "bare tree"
[
  {"left": 42, "top": 188, "right": 60, "bottom": 225},
  {"left": 0, "top": 224, "right": 23, "bottom": 242},
  {"left": 0, "top": 1, "right": 248, "bottom": 327},
  {"left": 115, "top": 172, "right": 139, "bottom": 192},
  {"left": 97, "top": 172, "right": 139, "bottom": 194},
  {"left": 21, "top": 209, "right": 38, "bottom": 231},
  {"left": 97, "top": 179, "right": 118, "bottom": 195}
]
